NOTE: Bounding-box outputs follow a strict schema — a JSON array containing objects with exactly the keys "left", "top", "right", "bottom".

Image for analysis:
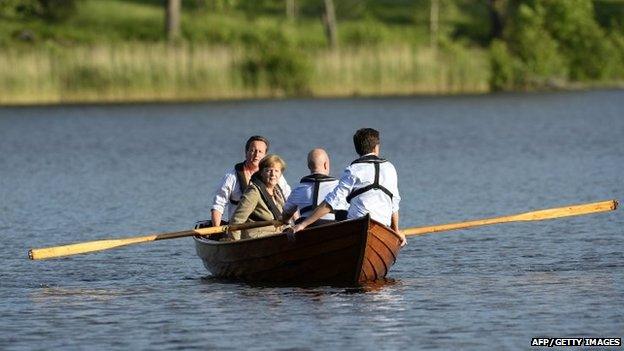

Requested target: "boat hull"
[{"left": 194, "top": 216, "right": 402, "bottom": 284}]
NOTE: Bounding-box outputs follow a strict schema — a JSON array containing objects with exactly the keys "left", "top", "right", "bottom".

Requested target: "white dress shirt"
[
  {"left": 211, "top": 167, "right": 291, "bottom": 222},
  {"left": 324, "top": 154, "right": 400, "bottom": 226},
  {"left": 284, "top": 176, "right": 343, "bottom": 221}
]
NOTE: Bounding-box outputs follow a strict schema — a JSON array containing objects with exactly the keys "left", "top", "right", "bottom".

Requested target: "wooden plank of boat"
[{"left": 193, "top": 215, "right": 403, "bottom": 284}]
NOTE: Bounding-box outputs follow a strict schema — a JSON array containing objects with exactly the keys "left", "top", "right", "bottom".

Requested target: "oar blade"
[
  {"left": 514, "top": 200, "right": 618, "bottom": 221},
  {"left": 403, "top": 200, "right": 618, "bottom": 237},
  {"left": 29, "top": 236, "right": 156, "bottom": 260},
  {"left": 28, "top": 220, "right": 283, "bottom": 260}
]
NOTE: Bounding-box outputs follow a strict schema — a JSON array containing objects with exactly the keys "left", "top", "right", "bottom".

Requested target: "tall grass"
[
  {"left": 0, "top": 43, "right": 489, "bottom": 105},
  {"left": 313, "top": 45, "right": 489, "bottom": 96}
]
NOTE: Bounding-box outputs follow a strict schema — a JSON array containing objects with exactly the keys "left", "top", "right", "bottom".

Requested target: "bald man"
[{"left": 282, "top": 148, "right": 347, "bottom": 227}]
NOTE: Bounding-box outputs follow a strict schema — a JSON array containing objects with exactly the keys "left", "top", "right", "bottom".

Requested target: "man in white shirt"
[
  {"left": 209, "top": 136, "right": 291, "bottom": 227},
  {"left": 282, "top": 148, "right": 347, "bottom": 227},
  {"left": 289, "top": 128, "right": 406, "bottom": 246}
]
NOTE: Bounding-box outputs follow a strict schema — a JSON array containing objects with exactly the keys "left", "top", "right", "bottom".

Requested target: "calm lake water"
[{"left": 1, "top": 91, "right": 623, "bottom": 350}]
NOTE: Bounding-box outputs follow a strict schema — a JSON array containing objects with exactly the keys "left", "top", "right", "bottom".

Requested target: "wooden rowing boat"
[{"left": 193, "top": 215, "right": 403, "bottom": 284}]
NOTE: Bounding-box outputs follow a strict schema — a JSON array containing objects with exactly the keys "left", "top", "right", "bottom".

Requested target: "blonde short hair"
[{"left": 259, "top": 154, "right": 286, "bottom": 172}]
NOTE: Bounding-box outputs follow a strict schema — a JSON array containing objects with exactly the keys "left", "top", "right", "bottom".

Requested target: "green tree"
[
  {"left": 489, "top": 39, "right": 518, "bottom": 90},
  {"left": 505, "top": 2, "right": 567, "bottom": 85},
  {"left": 489, "top": 0, "right": 624, "bottom": 89},
  {"left": 0, "top": 0, "right": 76, "bottom": 21},
  {"left": 240, "top": 28, "right": 311, "bottom": 95},
  {"left": 541, "top": 0, "right": 613, "bottom": 80}
]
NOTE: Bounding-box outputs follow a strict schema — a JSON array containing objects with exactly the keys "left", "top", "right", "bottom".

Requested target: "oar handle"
[
  {"left": 192, "top": 220, "right": 282, "bottom": 237},
  {"left": 28, "top": 220, "right": 282, "bottom": 260},
  {"left": 403, "top": 200, "right": 618, "bottom": 237}
]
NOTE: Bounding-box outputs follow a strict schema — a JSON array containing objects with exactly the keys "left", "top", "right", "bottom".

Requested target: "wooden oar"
[
  {"left": 403, "top": 199, "right": 618, "bottom": 237},
  {"left": 28, "top": 220, "right": 282, "bottom": 260}
]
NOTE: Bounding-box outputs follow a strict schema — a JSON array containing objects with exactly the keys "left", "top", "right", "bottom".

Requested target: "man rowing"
[
  {"left": 281, "top": 148, "right": 347, "bottom": 227},
  {"left": 288, "top": 128, "right": 406, "bottom": 246},
  {"left": 209, "top": 135, "right": 291, "bottom": 227}
]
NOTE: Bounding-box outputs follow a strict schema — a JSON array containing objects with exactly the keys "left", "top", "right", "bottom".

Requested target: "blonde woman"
[{"left": 229, "top": 154, "right": 290, "bottom": 240}]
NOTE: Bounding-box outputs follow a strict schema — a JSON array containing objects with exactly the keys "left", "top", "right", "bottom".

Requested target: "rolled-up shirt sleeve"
[
  {"left": 324, "top": 168, "right": 356, "bottom": 211},
  {"left": 392, "top": 189, "right": 401, "bottom": 212},
  {"left": 211, "top": 172, "right": 236, "bottom": 214},
  {"left": 389, "top": 164, "right": 401, "bottom": 212},
  {"left": 278, "top": 175, "right": 291, "bottom": 199},
  {"left": 283, "top": 185, "right": 303, "bottom": 215}
]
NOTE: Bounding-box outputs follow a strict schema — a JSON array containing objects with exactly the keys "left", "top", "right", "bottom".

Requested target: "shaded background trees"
[{"left": 490, "top": 0, "right": 624, "bottom": 90}]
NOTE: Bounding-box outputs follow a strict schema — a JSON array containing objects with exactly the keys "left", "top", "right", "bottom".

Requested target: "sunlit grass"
[
  {"left": 0, "top": 43, "right": 489, "bottom": 105},
  {"left": 312, "top": 45, "right": 489, "bottom": 95}
]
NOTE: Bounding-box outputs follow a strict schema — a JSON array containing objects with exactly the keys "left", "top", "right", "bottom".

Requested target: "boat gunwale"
[{"left": 193, "top": 216, "right": 402, "bottom": 247}]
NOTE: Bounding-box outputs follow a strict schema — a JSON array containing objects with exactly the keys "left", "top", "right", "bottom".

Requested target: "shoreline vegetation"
[
  {"left": 0, "top": 43, "right": 490, "bottom": 105},
  {"left": 1, "top": 0, "right": 623, "bottom": 105}
]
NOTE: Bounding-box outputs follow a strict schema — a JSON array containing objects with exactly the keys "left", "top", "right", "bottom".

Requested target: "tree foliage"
[
  {"left": 2, "top": 0, "right": 623, "bottom": 92},
  {"left": 490, "top": 0, "right": 624, "bottom": 90},
  {"left": 0, "top": 0, "right": 76, "bottom": 21},
  {"left": 240, "top": 28, "right": 311, "bottom": 96}
]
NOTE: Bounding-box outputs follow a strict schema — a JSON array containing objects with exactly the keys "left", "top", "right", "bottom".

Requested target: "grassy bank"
[
  {"left": 1, "top": 0, "right": 492, "bottom": 104},
  {"left": 1, "top": 0, "right": 622, "bottom": 104},
  {"left": 0, "top": 43, "right": 489, "bottom": 105}
]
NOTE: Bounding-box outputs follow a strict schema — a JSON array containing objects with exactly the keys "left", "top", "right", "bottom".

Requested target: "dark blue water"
[{"left": 1, "top": 91, "right": 622, "bottom": 350}]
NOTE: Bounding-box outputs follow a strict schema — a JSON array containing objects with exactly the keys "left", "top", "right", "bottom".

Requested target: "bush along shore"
[{"left": 0, "top": 0, "right": 622, "bottom": 105}]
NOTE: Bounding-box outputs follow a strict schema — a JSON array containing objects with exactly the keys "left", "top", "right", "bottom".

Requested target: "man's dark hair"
[
  {"left": 353, "top": 128, "right": 380, "bottom": 156},
  {"left": 245, "top": 135, "right": 270, "bottom": 152}
]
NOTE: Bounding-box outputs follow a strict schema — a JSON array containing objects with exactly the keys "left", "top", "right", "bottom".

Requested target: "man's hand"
[
  {"left": 284, "top": 224, "right": 305, "bottom": 242},
  {"left": 286, "top": 230, "right": 296, "bottom": 242},
  {"left": 291, "top": 223, "right": 306, "bottom": 233},
  {"left": 398, "top": 232, "right": 407, "bottom": 247},
  {"left": 391, "top": 212, "right": 404, "bottom": 247},
  {"left": 288, "top": 223, "right": 307, "bottom": 241},
  {"left": 211, "top": 209, "right": 222, "bottom": 227}
]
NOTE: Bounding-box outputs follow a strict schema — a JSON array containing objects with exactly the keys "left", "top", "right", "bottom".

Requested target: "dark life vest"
[
  {"left": 229, "top": 161, "right": 251, "bottom": 206},
  {"left": 249, "top": 173, "right": 283, "bottom": 221},
  {"left": 345, "top": 155, "right": 394, "bottom": 203}
]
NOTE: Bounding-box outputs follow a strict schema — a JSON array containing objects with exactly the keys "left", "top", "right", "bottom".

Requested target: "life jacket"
[
  {"left": 229, "top": 161, "right": 250, "bottom": 206},
  {"left": 346, "top": 155, "right": 394, "bottom": 204},
  {"left": 248, "top": 173, "right": 283, "bottom": 221},
  {"left": 298, "top": 173, "right": 340, "bottom": 219}
]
